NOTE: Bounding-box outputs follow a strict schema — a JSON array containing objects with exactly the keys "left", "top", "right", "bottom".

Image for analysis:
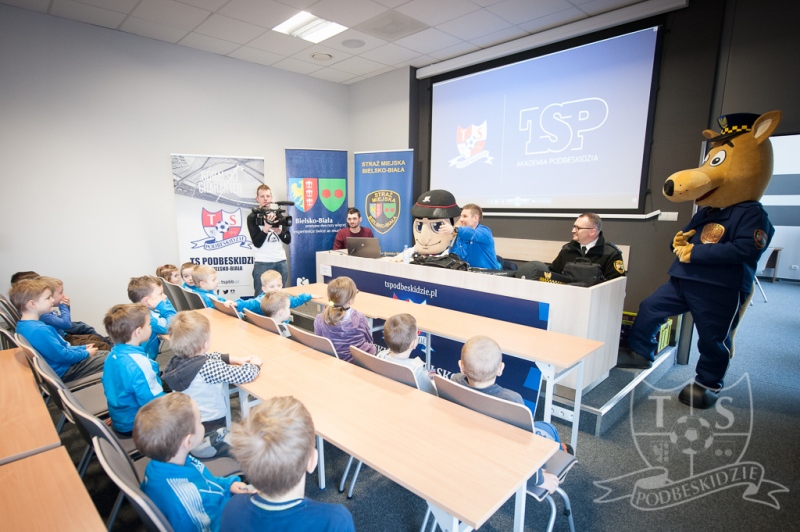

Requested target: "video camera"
[{"left": 252, "top": 201, "right": 294, "bottom": 228}]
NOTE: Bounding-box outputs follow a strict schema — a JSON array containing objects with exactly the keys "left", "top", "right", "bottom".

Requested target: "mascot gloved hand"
[{"left": 619, "top": 111, "right": 780, "bottom": 409}]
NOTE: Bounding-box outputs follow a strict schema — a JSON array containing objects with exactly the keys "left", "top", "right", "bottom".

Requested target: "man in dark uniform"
[{"left": 550, "top": 213, "right": 626, "bottom": 280}]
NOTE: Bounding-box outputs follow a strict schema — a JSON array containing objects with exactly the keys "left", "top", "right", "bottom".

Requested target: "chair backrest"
[
  {"left": 286, "top": 324, "right": 339, "bottom": 358},
  {"left": 0, "top": 327, "right": 17, "bottom": 350},
  {"left": 211, "top": 297, "right": 240, "bottom": 319},
  {"left": 350, "top": 346, "right": 419, "bottom": 389},
  {"left": 57, "top": 387, "right": 138, "bottom": 471},
  {"left": 181, "top": 288, "right": 207, "bottom": 310},
  {"left": 92, "top": 436, "right": 174, "bottom": 532},
  {"left": 243, "top": 309, "right": 284, "bottom": 335},
  {"left": 433, "top": 375, "right": 535, "bottom": 433},
  {"left": 31, "top": 355, "right": 69, "bottom": 414},
  {"left": 14, "top": 333, "right": 49, "bottom": 394},
  {"left": 0, "top": 306, "right": 18, "bottom": 329},
  {"left": 162, "top": 280, "right": 189, "bottom": 312},
  {"left": 0, "top": 293, "right": 21, "bottom": 321}
]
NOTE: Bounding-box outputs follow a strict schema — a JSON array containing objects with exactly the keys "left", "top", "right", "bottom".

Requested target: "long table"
[
  {"left": 201, "top": 309, "right": 558, "bottom": 532},
  {"left": 285, "top": 283, "right": 603, "bottom": 451},
  {"left": 0, "top": 348, "right": 61, "bottom": 465}
]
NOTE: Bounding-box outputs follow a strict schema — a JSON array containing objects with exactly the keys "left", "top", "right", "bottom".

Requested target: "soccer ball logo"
[
  {"left": 669, "top": 415, "right": 714, "bottom": 455},
  {"left": 213, "top": 220, "right": 230, "bottom": 241}
]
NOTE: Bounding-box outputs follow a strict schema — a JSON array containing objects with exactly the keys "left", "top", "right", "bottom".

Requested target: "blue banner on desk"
[
  {"left": 286, "top": 149, "right": 348, "bottom": 286},
  {"left": 325, "top": 266, "right": 548, "bottom": 413},
  {"left": 354, "top": 150, "right": 414, "bottom": 253}
]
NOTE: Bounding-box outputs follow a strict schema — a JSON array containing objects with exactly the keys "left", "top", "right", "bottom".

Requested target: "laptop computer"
[{"left": 347, "top": 237, "right": 382, "bottom": 258}]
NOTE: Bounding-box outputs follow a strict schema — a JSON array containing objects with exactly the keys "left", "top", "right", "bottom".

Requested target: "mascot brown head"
[{"left": 663, "top": 111, "right": 781, "bottom": 207}]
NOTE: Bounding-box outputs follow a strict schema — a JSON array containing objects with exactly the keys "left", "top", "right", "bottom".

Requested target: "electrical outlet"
[
  {"left": 791, "top": 265, "right": 799, "bottom": 270},
  {"left": 658, "top": 211, "right": 679, "bottom": 221}
]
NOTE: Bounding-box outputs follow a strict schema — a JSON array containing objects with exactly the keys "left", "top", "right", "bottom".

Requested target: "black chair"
[
  {"left": 16, "top": 332, "right": 102, "bottom": 390},
  {"left": 243, "top": 309, "right": 288, "bottom": 336},
  {"left": 0, "top": 306, "right": 18, "bottom": 329},
  {"left": 0, "top": 327, "right": 18, "bottom": 351},
  {"left": 92, "top": 436, "right": 175, "bottom": 532},
  {"left": 181, "top": 287, "right": 207, "bottom": 310},
  {"left": 161, "top": 279, "right": 190, "bottom": 312},
  {"left": 286, "top": 324, "right": 338, "bottom": 358},
  {"left": 211, "top": 297, "right": 240, "bottom": 319},
  {"left": 0, "top": 293, "right": 21, "bottom": 322}
]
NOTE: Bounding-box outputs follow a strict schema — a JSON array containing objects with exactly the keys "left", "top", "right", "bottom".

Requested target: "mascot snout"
[{"left": 663, "top": 170, "right": 719, "bottom": 201}]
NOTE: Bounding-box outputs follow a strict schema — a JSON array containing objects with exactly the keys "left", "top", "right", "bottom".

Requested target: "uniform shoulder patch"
[
  {"left": 754, "top": 229, "right": 768, "bottom": 250},
  {"left": 614, "top": 259, "right": 625, "bottom": 274}
]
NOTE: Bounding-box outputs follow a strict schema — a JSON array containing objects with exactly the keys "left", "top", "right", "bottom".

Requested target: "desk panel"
[
  {"left": 0, "top": 446, "right": 105, "bottom": 530},
  {"left": 0, "top": 349, "right": 61, "bottom": 465}
]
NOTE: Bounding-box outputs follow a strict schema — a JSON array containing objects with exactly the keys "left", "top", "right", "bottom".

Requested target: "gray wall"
[{"left": 0, "top": 6, "right": 410, "bottom": 330}]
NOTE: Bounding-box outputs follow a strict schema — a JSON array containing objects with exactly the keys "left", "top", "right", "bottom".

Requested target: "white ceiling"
[{"left": 2, "top": 0, "right": 648, "bottom": 84}]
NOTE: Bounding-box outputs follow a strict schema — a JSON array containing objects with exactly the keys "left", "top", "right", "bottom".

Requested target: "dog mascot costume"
[{"left": 618, "top": 111, "right": 780, "bottom": 409}]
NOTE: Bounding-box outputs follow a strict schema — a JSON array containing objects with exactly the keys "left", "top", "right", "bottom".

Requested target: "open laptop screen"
[{"left": 347, "top": 237, "right": 382, "bottom": 258}]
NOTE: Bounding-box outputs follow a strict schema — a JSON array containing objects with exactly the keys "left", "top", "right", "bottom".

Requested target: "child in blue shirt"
[
  {"left": 256, "top": 270, "right": 313, "bottom": 310},
  {"left": 134, "top": 393, "right": 251, "bottom": 532},
  {"left": 38, "top": 276, "right": 111, "bottom": 351},
  {"left": 451, "top": 335, "right": 565, "bottom": 494},
  {"left": 11, "top": 278, "right": 107, "bottom": 383},
  {"left": 221, "top": 397, "right": 354, "bottom": 532},
  {"left": 102, "top": 303, "right": 165, "bottom": 435},
  {"left": 128, "top": 276, "right": 177, "bottom": 361},
  {"left": 180, "top": 262, "right": 196, "bottom": 290},
  {"left": 189, "top": 266, "right": 246, "bottom": 311},
  {"left": 258, "top": 292, "right": 292, "bottom": 336}
]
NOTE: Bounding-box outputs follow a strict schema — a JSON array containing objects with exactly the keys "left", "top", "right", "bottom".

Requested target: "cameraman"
[{"left": 247, "top": 184, "right": 291, "bottom": 294}]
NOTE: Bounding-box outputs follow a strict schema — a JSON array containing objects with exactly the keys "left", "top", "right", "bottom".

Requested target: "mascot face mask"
[{"left": 409, "top": 190, "right": 462, "bottom": 256}]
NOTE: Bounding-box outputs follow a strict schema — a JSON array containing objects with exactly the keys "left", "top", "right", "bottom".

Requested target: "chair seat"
[
  {"left": 71, "top": 383, "right": 108, "bottom": 418},
  {"left": 63, "top": 371, "right": 103, "bottom": 390}
]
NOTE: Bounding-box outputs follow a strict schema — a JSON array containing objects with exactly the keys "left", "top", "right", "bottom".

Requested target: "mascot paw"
[
  {"left": 672, "top": 229, "right": 696, "bottom": 248},
  {"left": 674, "top": 243, "right": 693, "bottom": 263},
  {"left": 678, "top": 383, "right": 718, "bottom": 409}
]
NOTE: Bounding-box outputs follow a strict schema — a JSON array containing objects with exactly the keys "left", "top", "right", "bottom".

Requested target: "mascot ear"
[
  {"left": 702, "top": 129, "right": 718, "bottom": 140},
  {"left": 752, "top": 111, "right": 782, "bottom": 144}
]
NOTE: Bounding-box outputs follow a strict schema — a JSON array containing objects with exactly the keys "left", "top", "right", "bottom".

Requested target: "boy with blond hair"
[
  {"left": 12, "top": 278, "right": 107, "bottom": 382},
  {"left": 258, "top": 270, "right": 312, "bottom": 308},
  {"left": 189, "top": 265, "right": 245, "bottom": 311},
  {"left": 128, "top": 275, "right": 177, "bottom": 361},
  {"left": 259, "top": 292, "right": 292, "bottom": 337},
  {"left": 102, "top": 303, "right": 165, "bottom": 435},
  {"left": 38, "top": 276, "right": 111, "bottom": 350},
  {"left": 376, "top": 313, "right": 436, "bottom": 396},
  {"left": 451, "top": 335, "right": 562, "bottom": 493},
  {"left": 134, "top": 393, "right": 251, "bottom": 532},
  {"left": 221, "top": 396, "right": 354, "bottom": 531},
  {"left": 162, "top": 311, "right": 261, "bottom": 452}
]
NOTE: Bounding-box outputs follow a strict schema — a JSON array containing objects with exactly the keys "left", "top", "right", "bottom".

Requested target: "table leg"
[
  {"left": 570, "top": 361, "right": 584, "bottom": 453},
  {"left": 424, "top": 332, "right": 432, "bottom": 370},
  {"left": 513, "top": 483, "right": 527, "bottom": 532},
  {"left": 427, "top": 503, "right": 473, "bottom": 532}
]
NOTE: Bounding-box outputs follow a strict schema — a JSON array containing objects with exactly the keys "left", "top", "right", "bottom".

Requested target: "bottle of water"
[{"left": 403, "top": 245, "right": 410, "bottom": 264}]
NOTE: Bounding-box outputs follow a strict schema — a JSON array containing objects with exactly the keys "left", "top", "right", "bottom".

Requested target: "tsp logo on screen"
[
  {"left": 519, "top": 98, "right": 608, "bottom": 154},
  {"left": 449, "top": 121, "right": 494, "bottom": 169}
]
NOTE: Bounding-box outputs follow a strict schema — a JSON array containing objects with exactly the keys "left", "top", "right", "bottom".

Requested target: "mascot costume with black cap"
[
  {"left": 391, "top": 190, "right": 466, "bottom": 268},
  {"left": 618, "top": 111, "right": 780, "bottom": 409}
]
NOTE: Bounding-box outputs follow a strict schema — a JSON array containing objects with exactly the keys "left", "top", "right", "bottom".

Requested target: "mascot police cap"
[
  {"left": 410, "top": 189, "right": 462, "bottom": 220},
  {"left": 712, "top": 112, "right": 762, "bottom": 143}
]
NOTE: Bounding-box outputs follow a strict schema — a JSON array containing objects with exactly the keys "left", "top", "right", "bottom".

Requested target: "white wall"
[{"left": 1, "top": 6, "right": 391, "bottom": 331}]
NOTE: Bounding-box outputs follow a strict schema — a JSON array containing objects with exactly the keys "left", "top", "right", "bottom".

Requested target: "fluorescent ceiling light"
[{"left": 273, "top": 11, "right": 347, "bottom": 44}]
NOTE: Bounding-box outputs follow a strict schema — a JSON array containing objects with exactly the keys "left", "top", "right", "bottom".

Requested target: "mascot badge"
[{"left": 618, "top": 111, "right": 780, "bottom": 409}]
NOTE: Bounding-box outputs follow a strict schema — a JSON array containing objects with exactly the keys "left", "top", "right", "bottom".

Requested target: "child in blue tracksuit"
[
  {"left": 180, "top": 262, "right": 196, "bottom": 290},
  {"left": 102, "top": 303, "right": 165, "bottom": 435},
  {"left": 255, "top": 270, "right": 312, "bottom": 311},
  {"left": 12, "top": 278, "right": 107, "bottom": 382},
  {"left": 259, "top": 292, "right": 292, "bottom": 337},
  {"left": 134, "top": 393, "right": 251, "bottom": 532},
  {"left": 37, "top": 276, "right": 111, "bottom": 350},
  {"left": 128, "top": 276, "right": 177, "bottom": 360}
]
